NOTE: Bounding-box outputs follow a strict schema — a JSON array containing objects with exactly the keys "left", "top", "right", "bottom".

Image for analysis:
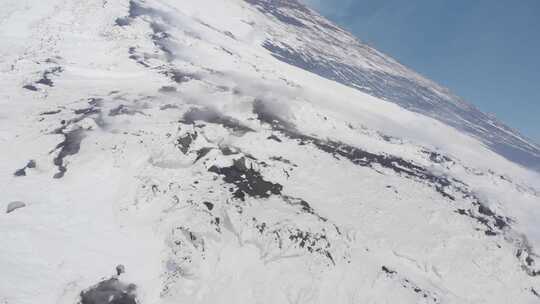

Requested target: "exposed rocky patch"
[
  {"left": 160, "top": 104, "right": 179, "bottom": 111},
  {"left": 23, "top": 84, "right": 38, "bottom": 91},
  {"left": 13, "top": 160, "right": 36, "bottom": 177},
  {"left": 149, "top": 22, "right": 173, "bottom": 60},
  {"left": 109, "top": 104, "right": 144, "bottom": 117},
  {"left": 51, "top": 101, "right": 102, "bottom": 178},
  {"left": 455, "top": 200, "right": 511, "bottom": 237},
  {"left": 118, "top": 1, "right": 178, "bottom": 67},
  {"left": 515, "top": 240, "right": 540, "bottom": 277},
  {"left": 74, "top": 107, "right": 100, "bottom": 116},
  {"left": 36, "top": 66, "right": 63, "bottom": 87},
  {"left": 249, "top": 215, "right": 339, "bottom": 265},
  {"left": 115, "top": 0, "right": 156, "bottom": 27},
  {"left": 219, "top": 146, "right": 240, "bottom": 156},
  {"left": 126, "top": 47, "right": 151, "bottom": 67},
  {"left": 158, "top": 86, "right": 176, "bottom": 93},
  {"left": 269, "top": 156, "right": 296, "bottom": 167},
  {"left": 79, "top": 278, "right": 137, "bottom": 304},
  {"left": 115, "top": 16, "right": 131, "bottom": 27},
  {"left": 6, "top": 201, "right": 26, "bottom": 214},
  {"left": 182, "top": 107, "right": 254, "bottom": 134},
  {"left": 22, "top": 66, "right": 63, "bottom": 91},
  {"left": 13, "top": 168, "right": 26, "bottom": 177},
  {"left": 175, "top": 131, "right": 197, "bottom": 154},
  {"left": 206, "top": 153, "right": 341, "bottom": 264},
  {"left": 35, "top": 98, "right": 104, "bottom": 178},
  {"left": 381, "top": 265, "right": 439, "bottom": 302},
  {"left": 209, "top": 157, "right": 283, "bottom": 200},
  {"left": 53, "top": 128, "right": 84, "bottom": 179},
  {"left": 202, "top": 201, "right": 214, "bottom": 211},
  {"left": 267, "top": 134, "right": 282, "bottom": 142},
  {"left": 164, "top": 70, "right": 200, "bottom": 84},
  {"left": 195, "top": 147, "right": 212, "bottom": 162},
  {"left": 381, "top": 265, "right": 397, "bottom": 275},
  {"left": 282, "top": 195, "right": 326, "bottom": 221},
  {"left": 421, "top": 149, "right": 454, "bottom": 165},
  {"left": 40, "top": 109, "right": 62, "bottom": 116}
]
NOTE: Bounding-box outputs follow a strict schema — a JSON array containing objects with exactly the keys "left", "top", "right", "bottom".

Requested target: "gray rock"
[
  {"left": 80, "top": 278, "right": 137, "bottom": 304},
  {"left": 116, "top": 264, "right": 125, "bottom": 276},
  {"left": 6, "top": 201, "right": 26, "bottom": 214},
  {"left": 26, "top": 160, "right": 36, "bottom": 169}
]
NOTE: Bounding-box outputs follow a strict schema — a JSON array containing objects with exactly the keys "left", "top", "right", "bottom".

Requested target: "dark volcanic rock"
[
  {"left": 23, "top": 84, "right": 38, "bottom": 91},
  {"left": 159, "top": 86, "right": 177, "bottom": 93},
  {"left": 40, "top": 110, "right": 62, "bottom": 115},
  {"left": 109, "top": 105, "right": 143, "bottom": 117},
  {"left": 14, "top": 168, "right": 27, "bottom": 177},
  {"left": 6, "top": 201, "right": 26, "bottom": 214},
  {"left": 175, "top": 132, "right": 197, "bottom": 154},
  {"left": 381, "top": 266, "right": 396, "bottom": 276},
  {"left": 36, "top": 66, "right": 63, "bottom": 87},
  {"left": 115, "top": 17, "right": 131, "bottom": 26},
  {"left": 203, "top": 201, "right": 214, "bottom": 210},
  {"left": 380, "top": 265, "right": 440, "bottom": 302},
  {"left": 79, "top": 278, "right": 137, "bottom": 304},
  {"left": 182, "top": 107, "right": 254, "bottom": 134},
  {"left": 209, "top": 157, "right": 283, "bottom": 200},
  {"left": 13, "top": 160, "right": 36, "bottom": 177},
  {"left": 53, "top": 128, "right": 85, "bottom": 179},
  {"left": 164, "top": 70, "right": 199, "bottom": 84},
  {"left": 195, "top": 147, "right": 212, "bottom": 162}
]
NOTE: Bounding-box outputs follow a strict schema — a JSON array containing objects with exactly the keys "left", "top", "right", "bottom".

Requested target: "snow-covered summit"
[{"left": 0, "top": 1, "right": 539, "bottom": 303}]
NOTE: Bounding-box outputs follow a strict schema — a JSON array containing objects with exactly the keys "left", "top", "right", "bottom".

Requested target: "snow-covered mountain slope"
[
  {"left": 0, "top": 0, "right": 539, "bottom": 303},
  {"left": 248, "top": 0, "right": 540, "bottom": 171}
]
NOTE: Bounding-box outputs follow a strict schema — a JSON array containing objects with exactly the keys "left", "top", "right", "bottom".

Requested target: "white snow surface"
[{"left": 0, "top": 0, "right": 539, "bottom": 303}]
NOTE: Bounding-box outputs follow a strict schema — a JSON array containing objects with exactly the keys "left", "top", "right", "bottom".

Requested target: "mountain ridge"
[{"left": 249, "top": 0, "right": 540, "bottom": 170}]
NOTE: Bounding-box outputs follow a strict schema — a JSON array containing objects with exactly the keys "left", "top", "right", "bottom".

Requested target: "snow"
[{"left": 0, "top": 0, "right": 539, "bottom": 303}]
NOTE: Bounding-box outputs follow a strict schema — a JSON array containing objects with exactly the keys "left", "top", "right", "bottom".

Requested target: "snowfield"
[{"left": 1, "top": 0, "right": 539, "bottom": 303}]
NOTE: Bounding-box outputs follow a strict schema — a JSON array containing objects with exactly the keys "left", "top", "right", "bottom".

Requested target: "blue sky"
[{"left": 305, "top": 0, "right": 540, "bottom": 143}]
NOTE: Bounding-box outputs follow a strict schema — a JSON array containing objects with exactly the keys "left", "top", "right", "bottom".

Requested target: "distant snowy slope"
[
  {"left": 246, "top": 0, "right": 540, "bottom": 170},
  {"left": 0, "top": 1, "right": 539, "bottom": 304}
]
